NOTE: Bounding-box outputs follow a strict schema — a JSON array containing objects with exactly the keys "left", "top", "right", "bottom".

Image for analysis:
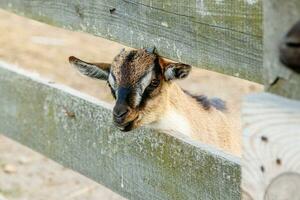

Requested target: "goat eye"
[
  {"left": 151, "top": 79, "right": 160, "bottom": 87},
  {"left": 147, "top": 79, "right": 160, "bottom": 91}
]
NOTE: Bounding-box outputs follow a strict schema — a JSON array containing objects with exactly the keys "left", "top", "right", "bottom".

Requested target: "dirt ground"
[{"left": 0, "top": 9, "right": 263, "bottom": 200}]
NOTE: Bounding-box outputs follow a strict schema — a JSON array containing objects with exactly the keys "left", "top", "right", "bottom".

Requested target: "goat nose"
[{"left": 113, "top": 105, "right": 129, "bottom": 121}]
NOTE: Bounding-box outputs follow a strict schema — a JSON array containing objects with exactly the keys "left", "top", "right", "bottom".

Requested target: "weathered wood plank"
[
  {"left": 0, "top": 0, "right": 262, "bottom": 82},
  {"left": 264, "top": 0, "right": 300, "bottom": 100},
  {"left": 0, "top": 62, "right": 240, "bottom": 200},
  {"left": 242, "top": 93, "right": 300, "bottom": 200}
]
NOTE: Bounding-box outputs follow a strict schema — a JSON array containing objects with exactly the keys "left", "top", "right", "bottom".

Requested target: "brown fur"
[{"left": 111, "top": 49, "right": 156, "bottom": 85}]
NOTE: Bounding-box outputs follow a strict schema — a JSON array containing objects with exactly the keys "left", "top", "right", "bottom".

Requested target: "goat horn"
[{"left": 145, "top": 46, "right": 156, "bottom": 54}]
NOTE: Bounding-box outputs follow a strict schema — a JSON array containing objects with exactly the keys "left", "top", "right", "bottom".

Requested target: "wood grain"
[
  {"left": 264, "top": 0, "right": 300, "bottom": 100},
  {"left": 0, "top": 63, "right": 241, "bottom": 200},
  {"left": 0, "top": 0, "right": 262, "bottom": 82},
  {"left": 242, "top": 93, "right": 300, "bottom": 200}
]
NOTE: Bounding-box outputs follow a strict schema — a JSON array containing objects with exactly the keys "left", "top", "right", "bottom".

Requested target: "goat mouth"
[{"left": 115, "top": 120, "right": 135, "bottom": 132}]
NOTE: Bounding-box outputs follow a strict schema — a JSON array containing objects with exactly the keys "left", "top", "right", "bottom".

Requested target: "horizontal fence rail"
[
  {"left": 0, "top": 0, "right": 262, "bottom": 83},
  {"left": 0, "top": 62, "right": 240, "bottom": 200}
]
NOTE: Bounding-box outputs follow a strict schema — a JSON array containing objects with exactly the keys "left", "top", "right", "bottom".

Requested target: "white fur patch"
[
  {"left": 134, "top": 70, "right": 153, "bottom": 106},
  {"left": 108, "top": 73, "right": 117, "bottom": 90},
  {"left": 150, "top": 109, "right": 192, "bottom": 137},
  {"left": 140, "top": 70, "right": 153, "bottom": 92}
]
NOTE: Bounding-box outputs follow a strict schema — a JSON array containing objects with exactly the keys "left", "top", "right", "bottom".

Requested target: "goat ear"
[
  {"left": 69, "top": 56, "right": 110, "bottom": 80},
  {"left": 159, "top": 58, "right": 191, "bottom": 81}
]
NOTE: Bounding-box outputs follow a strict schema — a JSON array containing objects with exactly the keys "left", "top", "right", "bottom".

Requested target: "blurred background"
[{"left": 0, "top": 9, "right": 262, "bottom": 200}]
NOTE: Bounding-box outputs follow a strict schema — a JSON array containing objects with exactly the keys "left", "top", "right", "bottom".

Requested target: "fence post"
[{"left": 242, "top": 1, "right": 300, "bottom": 199}]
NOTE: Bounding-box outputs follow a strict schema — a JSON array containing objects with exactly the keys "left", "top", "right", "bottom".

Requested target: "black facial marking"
[
  {"left": 139, "top": 88, "right": 152, "bottom": 109},
  {"left": 184, "top": 90, "right": 226, "bottom": 111},
  {"left": 117, "top": 87, "right": 131, "bottom": 104},
  {"left": 115, "top": 86, "right": 139, "bottom": 109},
  {"left": 154, "top": 57, "right": 162, "bottom": 74},
  {"left": 137, "top": 63, "right": 162, "bottom": 108},
  {"left": 126, "top": 51, "right": 137, "bottom": 62}
]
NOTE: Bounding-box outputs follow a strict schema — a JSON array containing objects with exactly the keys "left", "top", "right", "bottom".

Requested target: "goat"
[
  {"left": 69, "top": 48, "right": 240, "bottom": 155},
  {"left": 280, "top": 20, "right": 300, "bottom": 73}
]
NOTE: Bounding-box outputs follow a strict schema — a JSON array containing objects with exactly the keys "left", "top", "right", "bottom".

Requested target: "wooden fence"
[
  {"left": 0, "top": 61, "right": 240, "bottom": 200},
  {"left": 0, "top": 0, "right": 299, "bottom": 199}
]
